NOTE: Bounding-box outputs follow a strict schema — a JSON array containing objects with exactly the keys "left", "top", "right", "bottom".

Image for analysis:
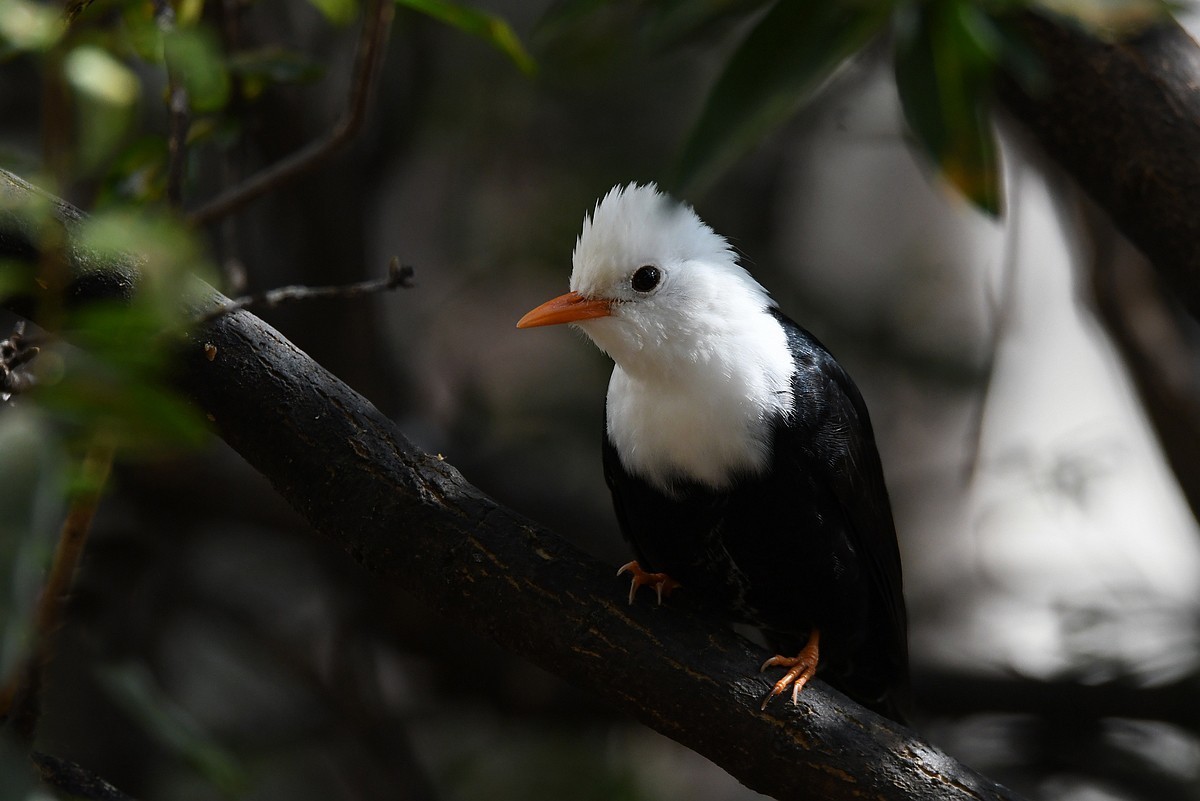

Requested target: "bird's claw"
[
  {"left": 759, "top": 629, "right": 821, "bottom": 711},
  {"left": 616, "top": 561, "right": 681, "bottom": 605}
]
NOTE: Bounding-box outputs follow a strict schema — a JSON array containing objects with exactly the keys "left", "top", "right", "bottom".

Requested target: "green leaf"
[
  {"left": 64, "top": 45, "right": 142, "bottom": 172},
  {"left": 643, "top": 0, "right": 774, "bottom": 49},
  {"left": 535, "top": 0, "right": 614, "bottom": 34},
  {"left": 120, "top": 0, "right": 165, "bottom": 63},
  {"left": 308, "top": 0, "right": 360, "bottom": 25},
  {"left": 35, "top": 368, "right": 209, "bottom": 454},
  {"left": 675, "top": 0, "right": 890, "bottom": 197},
  {"left": 98, "top": 663, "right": 249, "bottom": 794},
  {"left": 537, "top": 0, "right": 614, "bottom": 30},
  {"left": 0, "top": 410, "right": 67, "bottom": 688},
  {"left": 164, "top": 26, "right": 231, "bottom": 113},
  {"left": 0, "top": 0, "right": 65, "bottom": 54},
  {"left": 74, "top": 209, "right": 216, "bottom": 306},
  {"left": 35, "top": 305, "right": 209, "bottom": 452},
  {"left": 894, "top": 0, "right": 1003, "bottom": 216},
  {"left": 397, "top": 0, "right": 536, "bottom": 75},
  {"left": 27, "top": 211, "right": 217, "bottom": 452},
  {"left": 536, "top": 0, "right": 772, "bottom": 51},
  {"left": 227, "top": 46, "right": 326, "bottom": 85},
  {"left": 532, "top": 0, "right": 644, "bottom": 68},
  {"left": 96, "top": 136, "right": 170, "bottom": 206},
  {"left": 1031, "top": 0, "right": 1170, "bottom": 40},
  {"left": 63, "top": 44, "right": 141, "bottom": 105},
  {"left": 0, "top": 258, "right": 34, "bottom": 299}
]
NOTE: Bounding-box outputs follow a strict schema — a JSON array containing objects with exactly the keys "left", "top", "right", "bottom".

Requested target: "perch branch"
[
  {"left": 0, "top": 169, "right": 1025, "bottom": 801},
  {"left": 999, "top": 10, "right": 1200, "bottom": 322}
]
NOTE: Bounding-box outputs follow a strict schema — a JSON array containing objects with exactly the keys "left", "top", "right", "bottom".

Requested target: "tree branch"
[
  {"left": 31, "top": 751, "right": 137, "bottom": 801},
  {"left": 914, "top": 667, "right": 1200, "bottom": 732},
  {"left": 0, "top": 170, "right": 1025, "bottom": 801},
  {"left": 0, "top": 441, "right": 113, "bottom": 742},
  {"left": 998, "top": 10, "right": 1200, "bottom": 322},
  {"left": 194, "top": 257, "right": 415, "bottom": 324},
  {"left": 185, "top": 0, "right": 394, "bottom": 227},
  {"left": 996, "top": 8, "right": 1200, "bottom": 535},
  {"left": 1080, "top": 201, "right": 1200, "bottom": 526}
]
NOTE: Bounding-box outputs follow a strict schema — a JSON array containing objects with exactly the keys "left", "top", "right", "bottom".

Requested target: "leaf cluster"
[
  {"left": 0, "top": 0, "right": 531, "bottom": 205},
  {"left": 0, "top": 187, "right": 212, "bottom": 770},
  {"left": 0, "top": 1, "right": 537, "bottom": 789},
  {"left": 538, "top": 0, "right": 1173, "bottom": 214}
]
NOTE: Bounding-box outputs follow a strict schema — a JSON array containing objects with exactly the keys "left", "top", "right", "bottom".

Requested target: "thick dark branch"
[
  {"left": 996, "top": 10, "right": 1200, "bottom": 525},
  {"left": 174, "top": 271, "right": 1015, "bottom": 801},
  {"left": 32, "top": 752, "right": 137, "bottom": 800},
  {"left": 0, "top": 169, "right": 1023, "bottom": 801},
  {"left": 998, "top": 10, "right": 1200, "bottom": 321},
  {"left": 915, "top": 668, "right": 1200, "bottom": 731},
  {"left": 1082, "top": 206, "right": 1200, "bottom": 525}
]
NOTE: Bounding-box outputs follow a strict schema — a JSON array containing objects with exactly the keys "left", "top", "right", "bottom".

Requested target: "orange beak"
[{"left": 516, "top": 291, "right": 612, "bottom": 329}]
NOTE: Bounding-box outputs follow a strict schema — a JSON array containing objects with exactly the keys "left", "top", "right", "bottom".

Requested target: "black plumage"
[{"left": 602, "top": 309, "right": 909, "bottom": 721}]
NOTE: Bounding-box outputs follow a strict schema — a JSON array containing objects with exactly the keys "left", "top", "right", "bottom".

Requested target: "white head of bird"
[{"left": 518, "top": 183, "right": 796, "bottom": 494}]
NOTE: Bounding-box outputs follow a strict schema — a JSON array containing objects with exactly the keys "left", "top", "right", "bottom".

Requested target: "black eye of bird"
[{"left": 631, "top": 265, "right": 661, "bottom": 293}]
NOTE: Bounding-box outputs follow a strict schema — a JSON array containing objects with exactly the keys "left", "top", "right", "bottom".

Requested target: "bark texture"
[{"left": 999, "top": 10, "right": 1200, "bottom": 321}]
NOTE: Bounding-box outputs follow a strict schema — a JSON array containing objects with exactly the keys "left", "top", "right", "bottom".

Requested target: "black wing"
[{"left": 770, "top": 309, "right": 909, "bottom": 718}]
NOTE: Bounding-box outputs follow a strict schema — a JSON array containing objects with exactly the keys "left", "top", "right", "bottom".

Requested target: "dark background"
[{"left": 2, "top": 2, "right": 1199, "bottom": 800}]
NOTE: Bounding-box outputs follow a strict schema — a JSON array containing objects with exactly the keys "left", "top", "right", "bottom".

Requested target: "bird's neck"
[{"left": 605, "top": 313, "right": 795, "bottom": 495}]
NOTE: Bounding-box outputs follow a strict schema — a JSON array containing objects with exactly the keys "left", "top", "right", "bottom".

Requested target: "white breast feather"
[{"left": 604, "top": 307, "right": 795, "bottom": 495}]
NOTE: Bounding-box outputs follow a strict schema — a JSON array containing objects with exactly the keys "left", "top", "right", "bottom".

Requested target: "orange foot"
[
  {"left": 759, "top": 629, "right": 821, "bottom": 710},
  {"left": 616, "top": 561, "right": 681, "bottom": 605}
]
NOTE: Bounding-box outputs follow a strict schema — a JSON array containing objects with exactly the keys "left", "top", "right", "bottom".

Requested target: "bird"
[{"left": 516, "top": 183, "right": 909, "bottom": 722}]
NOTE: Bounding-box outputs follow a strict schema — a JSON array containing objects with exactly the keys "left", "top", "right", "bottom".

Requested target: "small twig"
[
  {"left": 215, "top": 0, "right": 250, "bottom": 294},
  {"left": 221, "top": 255, "right": 248, "bottom": 295},
  {"left": 1, "top": 321, "right": 42, "bottom": 400},
  {"left": 186, "top": 0, "right": 394, "bottom": 227},
  {"left": 166, "top": 84, "right": 189, "bottom": 208},
  {"left": 158, "top": 1, "right": 189, "bottom": 208},
  {"left": 195, "top": 258, "right": 414, "bottom": 324},
  {"left": 0, "top": 441, "right": 114, "bottom": 744},
  {"left": 64, "top": 0, "right": 94, "bottom": 23},
  {"left": 32, "top": 752, "right": 137, "bottom": 801}
]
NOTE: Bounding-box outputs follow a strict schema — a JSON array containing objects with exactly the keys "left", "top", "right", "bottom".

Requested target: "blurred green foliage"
[
  {"left": 541, "top": 0, "right": 1172, "bottom": 213},
  {"left": 0, "top": 0, "right": 538, "bottom": 793},
  {"left": 0, "top": 0, "right": 65, "bottom": 55},
  {"left": 165, "top": 26, "right": 233, "bottom": 113},
  {"left": 894, "top": 0, "right": 1004, "bottom": 215},
  {"left": 308, "top": 0, "right": 361, "bottom": 26},
  {"left": 398, "top": 0, "right": 537, "bottom": 74},
  {"left": 675, "top": 2, "right": 891, "bottom": 200},
  {"left": 0, "top": 191, "right": 213, "bottom": 765},
  {"left": 98, "top": 663, "right": 250, "bottom": 795},
  {"left": 0, "top": 408, "right": 68, "bottom": 697}
]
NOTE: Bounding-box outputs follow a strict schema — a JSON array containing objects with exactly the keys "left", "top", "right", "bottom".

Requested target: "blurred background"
[{"left": 2, "top": 1, "right": 1200, "bottom": 799}]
